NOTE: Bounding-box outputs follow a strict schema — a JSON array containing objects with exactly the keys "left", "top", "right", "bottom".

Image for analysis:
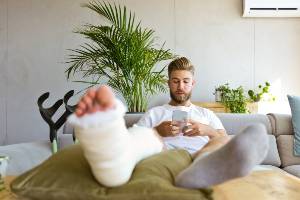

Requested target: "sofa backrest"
[
  {"left": 124, "top": 113, "right": 273, "bottom": 135},
  {"left": 216, "top": 113, "right": 273, "bottom": 135}
]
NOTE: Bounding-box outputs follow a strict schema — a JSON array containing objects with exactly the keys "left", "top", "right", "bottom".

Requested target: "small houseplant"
[
  {"left": 248, "top": 82, "right": 276, "bottom": 102},
  {"left": 214, "top": 84, "right": 228, "bottom": 102},
  {"left": 66, "top": 1, "right": 174, "bottom": 112},
  {"left": 215, "top": 83, "right": 248, "bottom": 113}
]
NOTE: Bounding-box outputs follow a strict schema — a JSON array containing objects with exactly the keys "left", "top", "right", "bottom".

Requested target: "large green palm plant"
[{"left": 66, "top": 1, "right": 174, "bottom": 112}]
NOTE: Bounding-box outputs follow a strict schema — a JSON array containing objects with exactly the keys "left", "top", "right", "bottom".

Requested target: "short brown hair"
[{"left": 168, "top": 57, "right": 195, "bottom": 77}]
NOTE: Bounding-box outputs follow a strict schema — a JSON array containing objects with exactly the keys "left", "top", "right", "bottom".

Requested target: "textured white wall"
[
  {"left": 0, "top": 0, "right": 300, "bottom": 144},
  {"left": 0, "top": 0, "right": 7, "bottom": 145}
]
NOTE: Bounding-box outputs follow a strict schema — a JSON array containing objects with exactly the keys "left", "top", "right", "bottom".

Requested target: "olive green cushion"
[{"left": 11, "top": 145, "right": 211, "bottom": 200}]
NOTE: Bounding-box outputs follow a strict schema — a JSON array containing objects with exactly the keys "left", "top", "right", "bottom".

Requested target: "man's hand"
[
  {"left": 155, "top": 121, "right": 180, "bottom": 137},
  {"left": 183, "top": 119, "right": 226, "bottom": 138}
]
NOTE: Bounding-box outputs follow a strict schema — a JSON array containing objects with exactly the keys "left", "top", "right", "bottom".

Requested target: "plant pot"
[
  {"left": 124, "top": 112, "right": 145, "bottom": 128},
  {"left": 0, "top": 156, "right": 9, "bottom": 178},
  {"left": 215, "top": 91, "right": 222, "bottom": 102}
]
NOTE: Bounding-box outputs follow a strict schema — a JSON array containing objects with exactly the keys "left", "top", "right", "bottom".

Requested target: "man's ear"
[
  {"left": 167, "top": 79, "right": 171, "bottom": 87},
  {"left": 192, "top": 79, "right": 196, "bottom": 87}
]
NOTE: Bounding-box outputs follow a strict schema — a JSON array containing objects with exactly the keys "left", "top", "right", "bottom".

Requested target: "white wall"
[{"left": 1, "top": 0, "right": 300, "bottom": 145}]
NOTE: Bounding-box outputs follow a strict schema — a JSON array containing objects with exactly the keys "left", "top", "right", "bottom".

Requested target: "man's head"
[{"left": 167, "top": 57, "right": 195, "bottom": 104}]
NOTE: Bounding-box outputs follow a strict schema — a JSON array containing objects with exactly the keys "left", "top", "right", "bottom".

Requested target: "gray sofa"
[{"left": 1, "top": 113, "right": 300, "bottom": 178}]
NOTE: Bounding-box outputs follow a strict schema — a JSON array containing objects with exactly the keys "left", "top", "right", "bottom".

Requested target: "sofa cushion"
[
  {"left": 217, "top": 113, "right": 272, "bottom": 135},
  {"left": 228, "top": 134, "right": 280, "bottom": 166},
  {"left": 277, "top": 135, "right": 300, "bottom": 167},
  {"left": 253, "top": 165, "right": 285, "bottom": 172},
  {"left": 219, "top": 134, "right": 280, "bottom": 167},
  {"left": 287, "top": 95, "right": 300, "bottom": 156},
  {"left": 262, "top": 135, "right": 281, "bottom": 167},
  {"left": 267, "top": 113, "right": 293, "bottom": 136},
  {"left": 11, "top": 145, "right": 211, "bottom": 200},
  {"left": 283, "top": 165, "right": 300, "bottom": 178},
  {"left": 0, "top": 141, "right": 52, "bottom": 176}
]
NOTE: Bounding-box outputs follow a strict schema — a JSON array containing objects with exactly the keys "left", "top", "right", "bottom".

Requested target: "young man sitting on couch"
[{"left": 68, "top": 57, "right": 269, "bottom": 189}]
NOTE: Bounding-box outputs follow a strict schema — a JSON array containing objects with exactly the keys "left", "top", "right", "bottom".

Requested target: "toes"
[
  {"left": 87, "top": 88, "right": 96, "bottom": 99},
  {"left": 77, "top": 101, "right": 87, "bottom": 110},
  {"left": 89, "top": 104, "right": 101, "bottom": 113},
  {"left": 82, "top": 95, "right": 93, "bottom": 108},
  {"left": 95, "top": 85, "right": 115, "bottom": 108},
  {"left": 75, "top": 85, "right": 116, "bottom": 117},
  {"left": 75, "top": 91, "right": 94, "bottom": 116},
  {"left": 75, "top": 100, "right": 87, "bottom": 117},
  {"left": 75, "top": 107, "right": 84, "bottom": 117}
]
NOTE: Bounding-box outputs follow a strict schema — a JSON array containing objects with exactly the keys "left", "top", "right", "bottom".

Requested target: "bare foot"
[{"left": 75, "top": 85, "right": 116, "bottom": 117}]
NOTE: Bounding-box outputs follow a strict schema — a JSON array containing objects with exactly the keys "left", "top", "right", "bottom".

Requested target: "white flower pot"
[
  {"left": 215, "top": 91, "right": 222, "bottom": 102},
  {"left": 0, "top": 156, "right": 9, "bottom": 177}
]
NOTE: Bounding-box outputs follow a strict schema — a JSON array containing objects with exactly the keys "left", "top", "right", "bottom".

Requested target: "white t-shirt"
[{"left": 135, "top": 103, "right": 225, "bottom": 154}]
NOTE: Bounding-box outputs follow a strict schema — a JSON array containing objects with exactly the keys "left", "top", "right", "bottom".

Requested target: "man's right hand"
[{"left": 155, "top": 121, "right": 180, "bottom": 137}]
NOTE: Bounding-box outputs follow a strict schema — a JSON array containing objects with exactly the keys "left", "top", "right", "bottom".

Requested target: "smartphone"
[
  {"left": 172, "top": 110, "right": 188, "bottom": 133},
  {"left": 172, "top": 110, "right": 188, "bottom": 122}
]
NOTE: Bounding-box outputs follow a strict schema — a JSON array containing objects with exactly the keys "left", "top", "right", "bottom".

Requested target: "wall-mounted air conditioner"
[{"left": 243, "top": 0, "right": 300, "bottom": 17}]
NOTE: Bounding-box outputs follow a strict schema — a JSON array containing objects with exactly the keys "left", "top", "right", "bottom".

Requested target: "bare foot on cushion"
[{"left": 75, "top": 85, "right": 116, "bottom": 117}]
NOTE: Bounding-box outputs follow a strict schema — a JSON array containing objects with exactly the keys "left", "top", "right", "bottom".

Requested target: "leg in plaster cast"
[{"left": 68, "top": 86, "right": 163, "bottom": 187}]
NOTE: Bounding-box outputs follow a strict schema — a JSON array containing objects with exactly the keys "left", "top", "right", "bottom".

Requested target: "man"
[
  {"left": 136, "top": 57, "right": 229, "bottom": 157},
  {"left": 69, "top": 57, "right": 269, "bottom": 189}
]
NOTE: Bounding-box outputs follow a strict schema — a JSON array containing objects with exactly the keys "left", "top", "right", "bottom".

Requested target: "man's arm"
[
  {"left": 183, "top": 120, "right": 227, "bottom": 139},
  {"left": 216, "top": 129, "right": 227, "bottom": 137}
]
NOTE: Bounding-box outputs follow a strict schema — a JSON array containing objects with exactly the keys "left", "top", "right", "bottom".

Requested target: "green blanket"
[{"left": 11, "top": 144, "right": 212, "bottom": 200}]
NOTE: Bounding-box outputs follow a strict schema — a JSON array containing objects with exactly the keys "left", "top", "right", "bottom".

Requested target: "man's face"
[{"left": 168, "top": 70, "right": 195, "bottom": 104}]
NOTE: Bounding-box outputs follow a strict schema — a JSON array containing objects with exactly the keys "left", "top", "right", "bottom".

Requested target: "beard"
[{"left": 170, "top": 90, "right": 192, "bottom": 104}]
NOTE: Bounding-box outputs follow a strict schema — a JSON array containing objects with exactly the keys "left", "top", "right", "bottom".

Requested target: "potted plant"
[
  {"left": 215, "top": 83, "right": 248, "bottom": 113},
  {"left": 214, "top": 84, "right": 230, "bottom": 102},
  {"left": 66, "top": 1, "right": 174, "bottom": 112},
  {"left": 248, "top": 82, "right": 276, "bottom": 102}
]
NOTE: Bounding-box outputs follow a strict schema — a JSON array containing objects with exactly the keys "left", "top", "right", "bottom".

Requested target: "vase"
[
  {"left": 0, "top": 156, "right": 9, "bottom": 178},
  {"left": 215, "top": 91, "right": 222, "bottom": 102}
]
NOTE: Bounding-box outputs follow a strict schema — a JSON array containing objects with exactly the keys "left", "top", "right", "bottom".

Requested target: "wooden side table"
[
  {"left": 193, "top": 102, "right": 230, "bottom": 113},
  {"left": 193, "top": 102, "right": 259, "bottom": 113}
]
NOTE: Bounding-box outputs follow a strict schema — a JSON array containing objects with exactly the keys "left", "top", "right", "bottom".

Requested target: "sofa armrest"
[
  {"left": 277, "top": 135, "right": 300, "bottom": 167},
  {"left": 267, "top": 113, "right": 293, "bottom": 136}
]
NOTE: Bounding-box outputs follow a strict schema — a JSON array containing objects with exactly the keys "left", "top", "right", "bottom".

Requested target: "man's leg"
[
  {"left": 68, "top": 86, "right": 163, "bottom": 187},
  {"left": 192, "top": 135, "right": 231, "bottom": 159},
  {"left": 175, "top": 124, "right": 269, "bottom": 189}
]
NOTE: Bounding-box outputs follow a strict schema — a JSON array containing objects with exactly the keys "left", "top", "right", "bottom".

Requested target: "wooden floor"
[{"left": 2, "top": 170, "right": 300, "bottom": 200}]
